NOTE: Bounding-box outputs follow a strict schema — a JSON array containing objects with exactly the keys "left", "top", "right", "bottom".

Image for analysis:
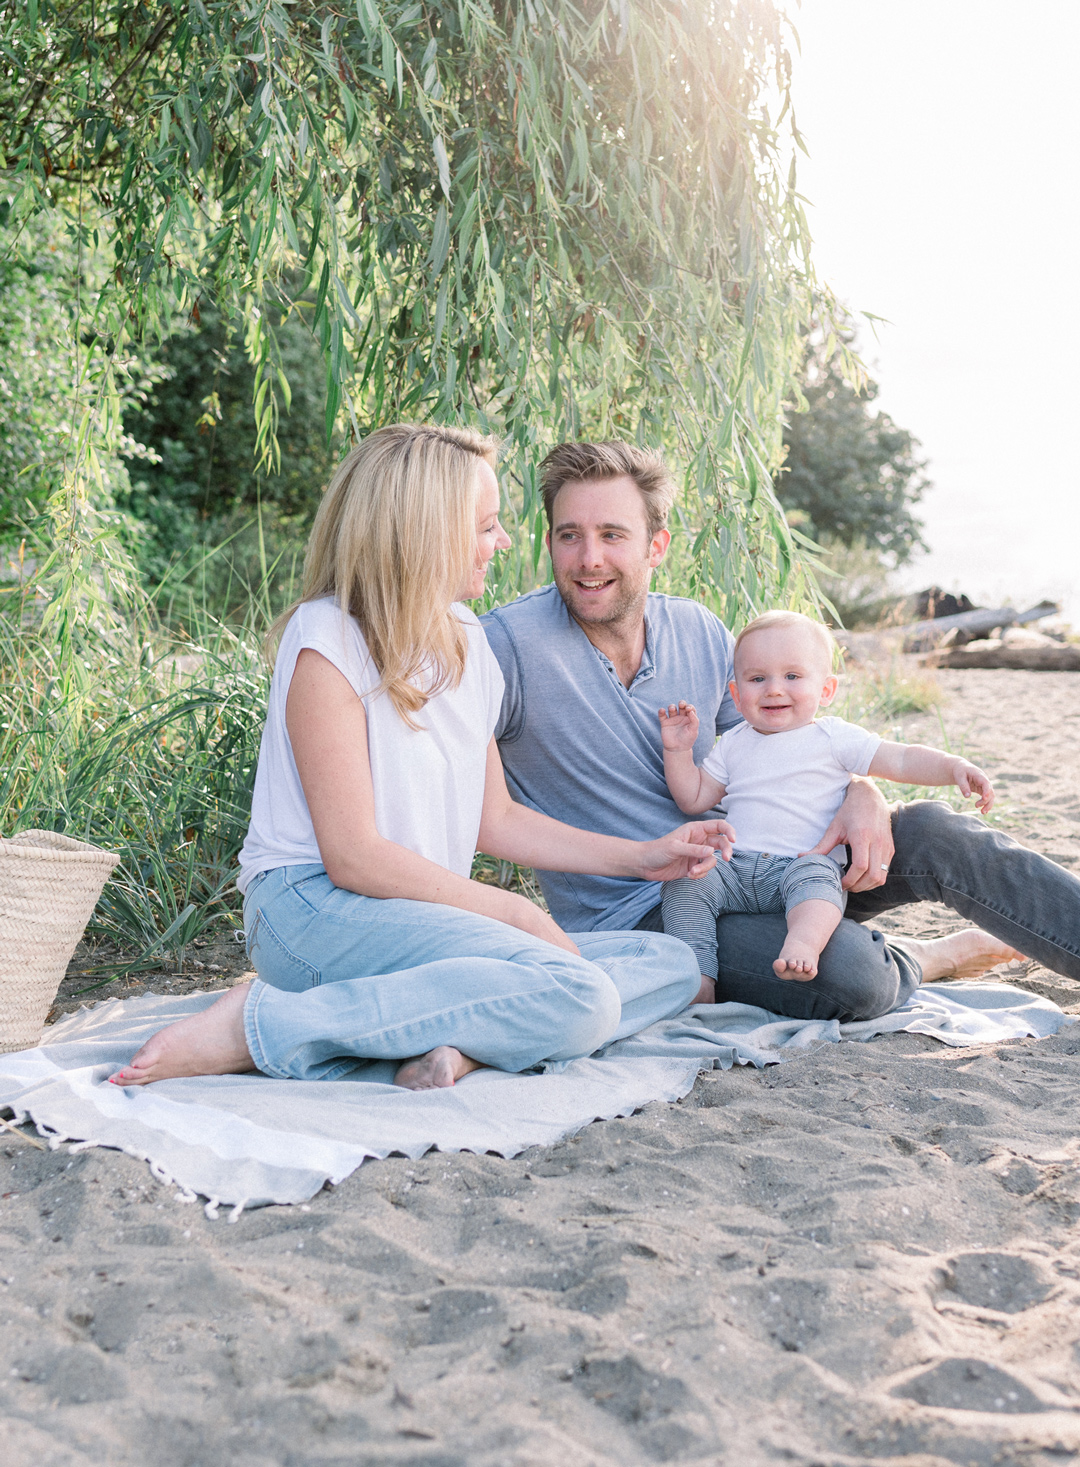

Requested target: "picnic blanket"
[{"left": 0, "top": 980, "right": 1071, "bottom": 1214}]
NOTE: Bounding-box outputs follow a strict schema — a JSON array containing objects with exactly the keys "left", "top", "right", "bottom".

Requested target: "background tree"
[
  {"left": 1, "top": 0, "right": 846, "bottom": 635},
  {"left": 780, "top": 336, "right": 930, "bottom": 564},
  {"left": 0, "top": 0, "right": 860, "bottom": 967},
  {"left": 119, "top": 302, "right": 339, "bottom": 591},
  {"left": 0, "top": 214, "right": 143, "bottom": 530}
]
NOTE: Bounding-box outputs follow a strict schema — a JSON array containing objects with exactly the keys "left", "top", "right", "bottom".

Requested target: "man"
[{"left": 481, "top": 442, "right": 1078, "bottom": 1021}]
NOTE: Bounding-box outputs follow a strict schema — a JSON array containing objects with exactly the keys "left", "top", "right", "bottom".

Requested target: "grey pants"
[
  {"left": 637, "top": 799, "right": 1080, "bottom": 1024},
  {"left": 662, "top": 851, "right": 845, "bottom": 979}
]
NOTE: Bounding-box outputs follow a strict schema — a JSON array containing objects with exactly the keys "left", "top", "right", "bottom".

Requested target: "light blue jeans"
[{"left": 241, "top": 865, "right": 700, "bottom": 1081}]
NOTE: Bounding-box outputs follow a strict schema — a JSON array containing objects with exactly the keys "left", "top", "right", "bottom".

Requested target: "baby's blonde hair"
[
  {"left": 270, "top": 422, "right": 500, "bottom": 725},
  {"left": 734, "top": 610, "right": 837, "bottom": 669}
]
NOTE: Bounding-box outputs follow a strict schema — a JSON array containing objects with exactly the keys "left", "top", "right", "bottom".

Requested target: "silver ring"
[{"left": 879, "top": 864, "right": 890, "bottom": 871}]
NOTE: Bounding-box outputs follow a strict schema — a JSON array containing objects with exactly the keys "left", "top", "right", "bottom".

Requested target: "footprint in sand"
[
  {"left": 893, "top": 1357, "right": 1046, "bottom": 1414},
  {"left": 942, "top": 1251, "right": 1052, "bottom": 1314},
  {"left": 410, "top": 1287, "right": 504, "bottom": 1346},
  {"left": 574, "top": 1355, "right": 704, "bottom": 1458}
]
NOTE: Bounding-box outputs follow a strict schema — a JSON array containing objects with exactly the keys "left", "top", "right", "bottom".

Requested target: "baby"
[{"left": 658, "top": 609, "right": 994, "bottom": 990}]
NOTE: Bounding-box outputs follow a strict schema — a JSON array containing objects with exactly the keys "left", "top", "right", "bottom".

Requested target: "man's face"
[{"left": 547, "top": 476, "right": 670, "bottom": 629}]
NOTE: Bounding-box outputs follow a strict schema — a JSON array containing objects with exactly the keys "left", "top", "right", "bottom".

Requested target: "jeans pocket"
[
  {"left": 247, "top": 909, "right": 320, "bottom": 992},
  {"left": 282, "top": 865, "right": 332, "bottom": 911}
]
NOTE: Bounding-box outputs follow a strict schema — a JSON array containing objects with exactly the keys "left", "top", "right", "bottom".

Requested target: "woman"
[{"left": 111, "top": 424, "right": 729, "bottom": 1090}]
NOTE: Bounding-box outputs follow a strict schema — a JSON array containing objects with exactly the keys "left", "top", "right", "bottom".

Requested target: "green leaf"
[
  {"left": 428, "top": 203, "right": 450, "bottom": 275},
  {"left": 433, "top": 273, "right": 448, "bottom": 345},
  {"left": 433, "top": 135, "right": 451, "bottom": 200}
]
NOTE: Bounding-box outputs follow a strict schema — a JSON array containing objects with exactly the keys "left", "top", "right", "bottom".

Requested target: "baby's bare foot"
[
  {"left": 773, "top": 941, "right": 821, "bottom": 981},
  {"left": 903, "top": 929, "right": 1026, "bottom": 982},
  {"left": 109, "top": 984, "right": 255, "bottom": 1086},
  {"left": 394, "top": 1047, "right": 485, "bottom": 1090}
]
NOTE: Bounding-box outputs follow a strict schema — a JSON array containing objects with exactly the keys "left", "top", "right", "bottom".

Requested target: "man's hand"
[
  {"left": 953, "top": 758, "right": 994, "bottom": 814},
  {"left": 804, "top": 776, "right": 894, "bottom": 891},
  {"left": 658, "top": 701, "right": 700, "bottom": 754},
  {"left": 637, "top": 819, "right": 736, "bottom": 883}
]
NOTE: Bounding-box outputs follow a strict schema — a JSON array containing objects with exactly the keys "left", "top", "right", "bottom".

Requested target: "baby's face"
[{"left": 731, "top": 625, "right": 838, "bottom": 735}]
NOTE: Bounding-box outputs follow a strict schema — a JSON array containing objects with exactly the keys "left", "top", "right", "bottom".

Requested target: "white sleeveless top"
[{"left": 237, "top": 597, "right": 504, "bottom": 893}]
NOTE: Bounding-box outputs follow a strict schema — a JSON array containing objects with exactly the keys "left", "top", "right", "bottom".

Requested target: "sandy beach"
[{"left": 3, "top": 664, "right": 1080, "bottom": 1467}]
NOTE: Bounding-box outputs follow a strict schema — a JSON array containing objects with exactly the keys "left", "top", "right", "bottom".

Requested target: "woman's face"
[{"left": 460, "top": 460, "right": 511, "bottom": 600}]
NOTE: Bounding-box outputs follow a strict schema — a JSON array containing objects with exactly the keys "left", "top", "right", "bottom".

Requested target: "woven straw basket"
[{"left": 0, "top": 830, "right": 119, "bottom": 1054}]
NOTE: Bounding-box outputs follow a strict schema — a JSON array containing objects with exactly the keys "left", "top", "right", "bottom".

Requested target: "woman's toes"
[
  {"left": 394, "top": 1047, "right": 484, "bottom": 1090},
  {"left": 106, "top": 986, "right": 253, "bottom": 1086}
]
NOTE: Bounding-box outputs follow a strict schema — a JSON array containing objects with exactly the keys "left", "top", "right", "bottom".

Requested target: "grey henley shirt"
[{"left": 481, "top": 583, "right": 739, "bottom": 932}]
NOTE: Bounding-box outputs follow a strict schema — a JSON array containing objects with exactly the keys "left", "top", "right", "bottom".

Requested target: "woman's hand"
[
  {"left": 488, "top": 887, "right": 581, "bottom": 955},
  {"left": 636, "top": 819, "right": 736, "bottom": 883}
]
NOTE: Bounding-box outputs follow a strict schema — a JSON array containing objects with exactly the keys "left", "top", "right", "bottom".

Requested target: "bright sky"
[{"left": 789, "top": 0, "right": 1080, "bottom": 624}]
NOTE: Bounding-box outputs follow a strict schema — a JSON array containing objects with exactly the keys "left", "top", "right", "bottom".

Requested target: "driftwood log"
[
  {"left": 834, "top": 600, "right": 1061, "bottom": 666},
  {"left": 922, "top": 642, "right": 1080, "bottom": 672},
  {"left": 900, "top": 600, "right": 1059, "bottom": 653}
]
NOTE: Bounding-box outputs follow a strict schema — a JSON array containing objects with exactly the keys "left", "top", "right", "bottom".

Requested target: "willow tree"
[{"left": 2, "top": 0, "right": 840, "bottom": 627}]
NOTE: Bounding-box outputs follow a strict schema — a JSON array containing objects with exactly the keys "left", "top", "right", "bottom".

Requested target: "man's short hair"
[
  {"left": 539, "top": 441, "right": 678, "bottom": 539},
  {"left": 734, "top": 610, "right": 837, "bottom": 667}
]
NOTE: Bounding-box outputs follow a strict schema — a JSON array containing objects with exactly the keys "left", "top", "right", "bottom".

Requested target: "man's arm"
[{"left": 804, "top": 775, "right": 895, "bottom": 891}]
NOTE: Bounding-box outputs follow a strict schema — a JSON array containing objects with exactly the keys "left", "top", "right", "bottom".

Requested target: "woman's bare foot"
[
  {"left": 773, "top": 939, "right": 820, "bottom": 981},
  {"left": 902, "top": 928, "right": 1026, "bottom": 983},
  {"left": 394, "top": 1047, "right": 485, "bottom": 1090},
  {"left": 108, "top": 984, "right": 256, "bottom": 1087},
  {"left": 693, "top": 975, "right": 716, "bottom": 1005}
]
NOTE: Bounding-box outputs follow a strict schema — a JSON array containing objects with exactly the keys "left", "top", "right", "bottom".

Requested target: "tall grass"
[
  {"left": 834, "top": 659, "right": 941, "bottom": 732},
  {"left": 0, "top": 557, "right": 272, "bottom": 977}
]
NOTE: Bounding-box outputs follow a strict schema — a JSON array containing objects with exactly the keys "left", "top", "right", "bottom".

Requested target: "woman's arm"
[
  {"left": 477, "top": 740, "right": 734, "bottom": 880},
  {"left": 286, "top": 649, "right": 580, "bottom": 952}
]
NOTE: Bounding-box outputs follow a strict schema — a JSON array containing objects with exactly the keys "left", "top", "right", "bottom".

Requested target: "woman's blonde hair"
[{"left": 270, "top": 422, "right": 499, "bottom": 725}]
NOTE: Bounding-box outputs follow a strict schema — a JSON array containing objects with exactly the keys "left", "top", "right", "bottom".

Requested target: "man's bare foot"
[
  {"left": 902, "top": 928, "right": 1026, "bottom": 983},
  {"left": 693, "top": 975, "right": 716, "bottom": 1005},
  {"left": 108, "top": 984, "right": 256, "bottom": 1087},
  {"left": 394, "top": 1047, "right": 485, "bottom": 1090},
  {"left": 773, "top": 940, "right": 820, "bottom": 981}
]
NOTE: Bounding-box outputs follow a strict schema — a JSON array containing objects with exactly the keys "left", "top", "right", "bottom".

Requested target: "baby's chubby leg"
[
  {"left": 660, "top": 864, "right": 743, "bottom": 1005},
  {"left": 774, "top": 853, "right": 847, "bottom": 980},
  {"left": 774, "top": 899, "right": 843, "bottom": 980}
]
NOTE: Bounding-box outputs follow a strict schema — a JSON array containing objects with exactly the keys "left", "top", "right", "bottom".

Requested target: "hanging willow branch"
[{"left": 1, "top": 0, "right": 844, "bottom": 624}]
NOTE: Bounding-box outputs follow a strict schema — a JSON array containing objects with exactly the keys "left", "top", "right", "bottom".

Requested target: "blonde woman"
[{"left": 110, "top": 424, "right": 729, "bottom": 1090}]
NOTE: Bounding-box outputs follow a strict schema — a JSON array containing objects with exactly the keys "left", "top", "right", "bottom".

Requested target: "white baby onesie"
[{"left": 702, "top": 716, "right": 882, "bottom": 863}]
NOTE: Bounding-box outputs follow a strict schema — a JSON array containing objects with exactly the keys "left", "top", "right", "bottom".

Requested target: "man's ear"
[
  {"left": 819, "top": 674, "right": 839, "bottom": 707},
  {"left": 647, "top": 527, "right": 671, "bottom": 568},
  {"left": 728, "top": 679, "right": 742, "bottom": 712}
]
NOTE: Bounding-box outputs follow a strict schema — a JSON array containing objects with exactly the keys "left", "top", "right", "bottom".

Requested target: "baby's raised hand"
[
  {"left": 658, "top": 701, "right": 700, "bottom": 753},
  {"left": 954, "top": 759, "right": 995, "bottom": 815}
]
